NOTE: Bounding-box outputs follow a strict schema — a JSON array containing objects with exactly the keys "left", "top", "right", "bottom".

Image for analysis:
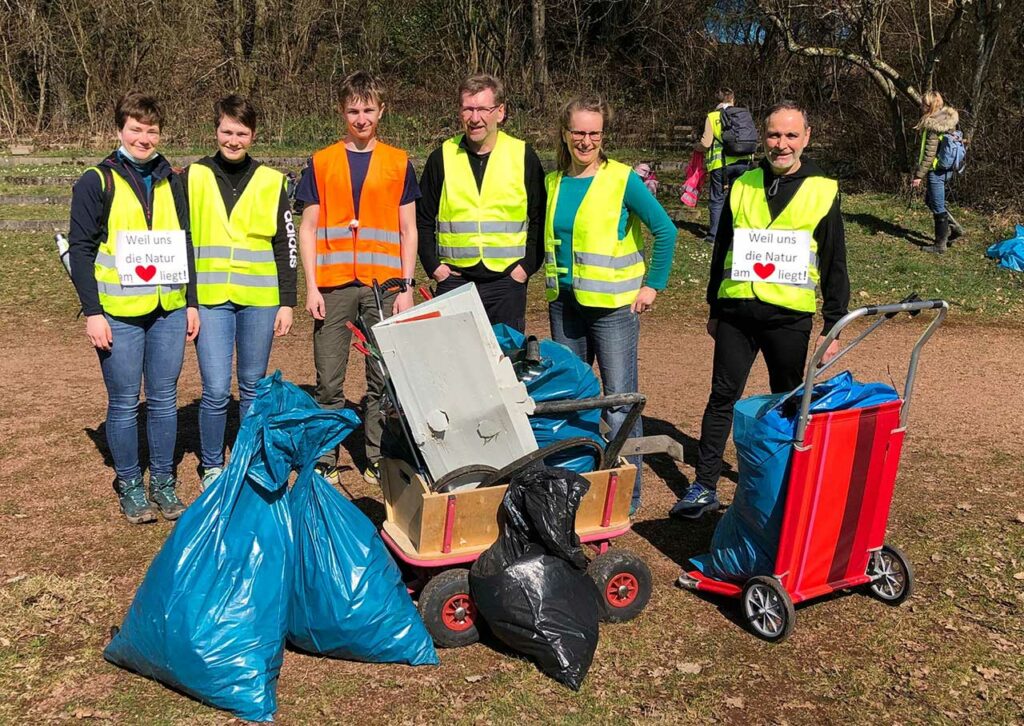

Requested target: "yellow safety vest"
[
  {"left": 718, "top": 168, "right": 837, "bottom": 313},
  {"left": 543, "top": 159, "right": 646, "bottom": 308},
  {"left": 92, "top": 167, "right": 187, "bottom": 317},
  {"left": 188, "top": 162, "right": 283, "bottom": 307},
  {"left": 706, "top": 109, "right": 752, "bottom": 173},
  {"left": 437, "top": 131, "right": 528, "bottom": 271}
]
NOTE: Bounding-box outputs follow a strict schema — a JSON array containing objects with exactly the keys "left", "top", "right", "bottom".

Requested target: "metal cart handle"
[{"left": 793, "top": 296, "right": 948, "bottom": 446}]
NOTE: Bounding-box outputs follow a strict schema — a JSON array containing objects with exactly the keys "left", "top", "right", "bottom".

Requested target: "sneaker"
[
  {"left": 200, "top": 467, "right": 223, "bottom": 492},
  {"left": 669, "top": 483, "right": 720, "bottom": 520},
  {"left": 314, "top": 462, "right": 340, "bottom": 485},
  {"left": 113, "top": 476, "right": 158, "bottom": 524},
  {"left": 363, "top": 461, "right": 381, "bottom": 485},
  {"left": 149, "top": 474, "right": 186, "bottom": 521}
]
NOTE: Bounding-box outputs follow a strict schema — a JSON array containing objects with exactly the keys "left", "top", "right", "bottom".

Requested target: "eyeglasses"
[
  {"left": 460, "top": 104, "right": 501, "bottom": 117},
  {"left": 567, "top": 130, "right": 603, "bottom": 141}
]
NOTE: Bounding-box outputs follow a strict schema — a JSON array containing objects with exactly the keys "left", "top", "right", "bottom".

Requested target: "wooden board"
[{"left": 381, "top": 457, "right": 637, "bottom": 561}]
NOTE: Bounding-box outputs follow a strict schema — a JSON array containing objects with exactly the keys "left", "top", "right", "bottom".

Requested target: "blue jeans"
[
  {"left": 196, "top": 303, "right": 278, "bottom": 469},
  {"left": 549, "top": 291, "right": 644, "bottom": 507},
  {"left": 98, "top": 307, "right": 187, "bottom": 482},
  {"left": 708, "top": 160, "right": 752, "bottom": 240},
  {"left": 925, "top": 170, "right": 950, "bottom": 215}
]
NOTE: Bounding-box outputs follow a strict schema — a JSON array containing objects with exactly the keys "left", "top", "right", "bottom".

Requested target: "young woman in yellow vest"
[
  {"left": 296, "top": 72, "right": 420, "bottom": 486},
  {"left": 671, "top": 100, "right": 850, "bottom": 521},
  {"left": 68, "top": 92, "right": 199, "bottom": 524},
  {"left": 185, "top": 95, "right": 297, "bottom": 490},
  {"left": 911, "top": 91, "right": 965, "bottom": 254},
  {"left": 544, "top": 96, "right": 678, "bottom": 515}
]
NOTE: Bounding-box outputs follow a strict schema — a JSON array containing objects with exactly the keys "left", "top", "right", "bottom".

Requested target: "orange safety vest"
[{"left": 313, "top": 141, "right": 406, "bottom": 287}]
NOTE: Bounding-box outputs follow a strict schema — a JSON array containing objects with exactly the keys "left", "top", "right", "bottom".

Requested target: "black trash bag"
[{"left": 469, "top": 466, "right": 601, "bottom": 691}]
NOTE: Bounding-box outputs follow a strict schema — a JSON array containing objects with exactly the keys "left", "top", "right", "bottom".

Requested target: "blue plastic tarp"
[
  {"left": 104, "top": 372, "right": 360, "bottom": 722},
  {"left": 690, "top": 371, "right": 899, "bottom": 582},
  {"left": 986, "top": 224, "right": 1024, "bottom": 272},
  {"left": 493, "top": 324, "right": 603, "bottom": 473},
  {"left": 288, "top": 468, "right": 438, "bottom": 665}
]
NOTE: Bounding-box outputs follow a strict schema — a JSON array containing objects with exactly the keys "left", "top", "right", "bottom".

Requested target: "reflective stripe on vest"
[
  {"left": 93, "top": 167, "right": 187, "bottom": 316},
  {"left": 543, "top": 159, "right": 646, "bottom": 308},
  {"left": 313, "top": 141, "right": 406, "bottom": 287},
  {"left": 188, "top": 162, "right": 283, "bottom": 307},
  {"left": 437, "top": 131, "right": 528, "bottom": 271},
  {"left": 718, "top": 168, "right": 838, "bottom": 313}
]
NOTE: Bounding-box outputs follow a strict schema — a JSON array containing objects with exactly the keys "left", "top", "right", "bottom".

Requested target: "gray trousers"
[{"left": 313, "top": 285, "right": 396, "bottom": 466}]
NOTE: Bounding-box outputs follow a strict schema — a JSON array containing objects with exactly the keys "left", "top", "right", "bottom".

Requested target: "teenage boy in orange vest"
[{"left": 296, "top": 71, "right": 420, "bottom": 485}]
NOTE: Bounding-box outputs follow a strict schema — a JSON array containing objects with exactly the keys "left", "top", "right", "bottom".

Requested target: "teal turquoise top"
[{"left": 553, "top": 171, "right": 677, "bottom": 291}]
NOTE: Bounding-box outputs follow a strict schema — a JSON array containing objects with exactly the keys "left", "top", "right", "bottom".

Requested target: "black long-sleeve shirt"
[
  {"left": 184, "top": 153, "right": 298, "bottom": 307},
  {"left": 707, "top": 158, "right": 850, "bottom": 334},
  {"left": 416, "top": 135, "right": 546, "bottom": 281},
  {"left": 69, "top": 151, "right": 197, "bottom": 316}
]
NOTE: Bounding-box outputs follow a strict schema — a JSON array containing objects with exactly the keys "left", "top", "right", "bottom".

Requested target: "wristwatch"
[{"left": 400, "top": 277, "right": 416, "bottom": 292}]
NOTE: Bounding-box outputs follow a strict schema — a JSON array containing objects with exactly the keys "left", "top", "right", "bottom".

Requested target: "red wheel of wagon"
[
  {"left": 418, "top": 568, "right": 479, "bottom": 648},
  {"left": 441, "top": 593, "right": 477, "bottom": 632},
  {"left": 606, "top": 572, "right": 640, "bottom": 607},
  {"left": 588, "top": 550, "right": 652, "bottom": 623}
]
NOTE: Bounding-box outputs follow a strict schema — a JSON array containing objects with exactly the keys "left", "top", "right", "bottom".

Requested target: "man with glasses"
[{"left": 417, "top": 73, "right": 546, "bottom": 332}]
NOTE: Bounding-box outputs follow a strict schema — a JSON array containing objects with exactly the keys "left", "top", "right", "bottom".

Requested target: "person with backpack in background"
[
  {"left": 184, "top": 95, "right": 297, "bottom": 491},
  {"left": 695, "top": 88, "right": 756, "bottom": 243},
  {"left": 912, "top": 91, "right": 966, "bottom": 255},
  {"left": 295, "top": 71, "right": 420, "bottom": 487},
  {"left": 68, "top": 92, "right": 199, "bottom": 524}
]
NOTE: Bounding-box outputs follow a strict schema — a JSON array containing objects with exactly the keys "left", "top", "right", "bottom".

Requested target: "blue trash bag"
[
  {"left": 288, "top": 468, "right": 438, "bottom": 665},
  {"left": 104, "top": 372, "right": 360, "bottom": 722},
  {"left": 986, "top": 224, "right": 1024, "bottom": 272},
  {"left": 690, "top": 371, "right": 899, "bottom": 582},
  {"left": 493, "top": 324, "right": 603, "bottom": 472}
]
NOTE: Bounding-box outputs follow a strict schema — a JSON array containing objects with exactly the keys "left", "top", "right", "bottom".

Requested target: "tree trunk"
[
  {"left": 531, "top": 0, "right": 548, "bottom": 106},
  {"left": 963, "top": 0, "right": 1005, "bottom": 143}
]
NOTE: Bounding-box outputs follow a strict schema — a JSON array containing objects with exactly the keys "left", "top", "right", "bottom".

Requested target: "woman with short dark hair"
[
  {"left": 184, "top": 95, "right": 297, "bottom": 489},
  {"left": 68, "top": 92, "right": 200, "bottom": 523}
]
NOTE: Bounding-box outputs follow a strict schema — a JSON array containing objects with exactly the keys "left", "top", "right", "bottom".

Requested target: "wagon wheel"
[
  {"left": 587, "top": 550, "right": 652, "bottom": 623},
  {"left": 867, "top": 544, "right": 915, "bottom": 605},
  {"left": 417, "top": 568, "right": 479, "bottom": 648},
  {"left": 741, "top": 576, "right": 795, "bottom": 642}
]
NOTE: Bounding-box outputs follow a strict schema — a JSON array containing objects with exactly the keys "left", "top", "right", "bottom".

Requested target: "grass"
[{"left": 2, "top": 156, "right": 1022, "bottom": 326}]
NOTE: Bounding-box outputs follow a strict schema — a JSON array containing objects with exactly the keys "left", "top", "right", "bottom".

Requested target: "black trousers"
[
  {"left": 435, "top": 273, "right": 528, "bottom": 333},
  {"left": 695, "top": 312, "right": 812, "bottom": 489}
]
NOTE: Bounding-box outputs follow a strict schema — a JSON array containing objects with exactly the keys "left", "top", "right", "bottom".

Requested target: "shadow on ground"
[{"left": 845, "top": 212, "right": 932, "bottom": 247}]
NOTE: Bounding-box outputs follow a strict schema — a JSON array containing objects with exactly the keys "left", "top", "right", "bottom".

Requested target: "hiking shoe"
[
  {"left": 363, "top": 461, "right": 381, "bottom": 485},
  {"left": 669, "top": 483, "right": 720, "bottom": 520},
  {"left": 113, "top": 476, "right": 158, "bottom": 524},
  {"left": 149, "top": 474, "right": 186, "bottom": 521},
  {"left": 200, "top": 467, "right": 223, "bottom": 492},
  {"left": 314, "top": 462, "right": 340, "bottom": 484}
]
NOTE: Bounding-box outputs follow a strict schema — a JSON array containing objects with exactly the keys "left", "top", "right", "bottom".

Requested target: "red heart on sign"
[
  {"left": 135, "top": 265, "right": 157, "bottom": 282},
  {"left": 753, "top": 262, "right": 775, "bottom": 279}
]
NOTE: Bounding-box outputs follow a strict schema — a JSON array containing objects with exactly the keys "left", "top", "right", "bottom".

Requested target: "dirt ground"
[{"left": 1, "top": 309, "right": 1022, "bottom": 724}]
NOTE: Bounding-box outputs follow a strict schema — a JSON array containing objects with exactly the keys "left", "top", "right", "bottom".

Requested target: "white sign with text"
[
  {"left": 731, "top": 228, "right": 811, "bottom": 286},
  {"left": 115, "top": 230, "right": 189, "bottom": 286}
]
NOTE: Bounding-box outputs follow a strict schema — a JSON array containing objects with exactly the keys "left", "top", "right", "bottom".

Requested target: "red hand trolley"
[{"left": 677, "top": 297, "right": 948, "bottom": 642}]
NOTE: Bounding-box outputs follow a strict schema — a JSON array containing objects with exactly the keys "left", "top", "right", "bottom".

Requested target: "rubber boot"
[
  {"left": 922, "top": 213, "right": 949, "bottom": 254},
  {"left": 947, "top": 212, "right": 964, "bottom": 243}
]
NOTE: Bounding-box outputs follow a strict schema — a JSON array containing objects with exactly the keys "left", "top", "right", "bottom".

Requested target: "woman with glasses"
[{"left": 543, "top": 95, "right": 678, "bottom": 515}]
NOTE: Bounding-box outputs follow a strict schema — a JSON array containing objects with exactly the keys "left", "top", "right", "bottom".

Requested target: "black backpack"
[{"left": 720, "top": 106, "right": 758, "bottom": 156}]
